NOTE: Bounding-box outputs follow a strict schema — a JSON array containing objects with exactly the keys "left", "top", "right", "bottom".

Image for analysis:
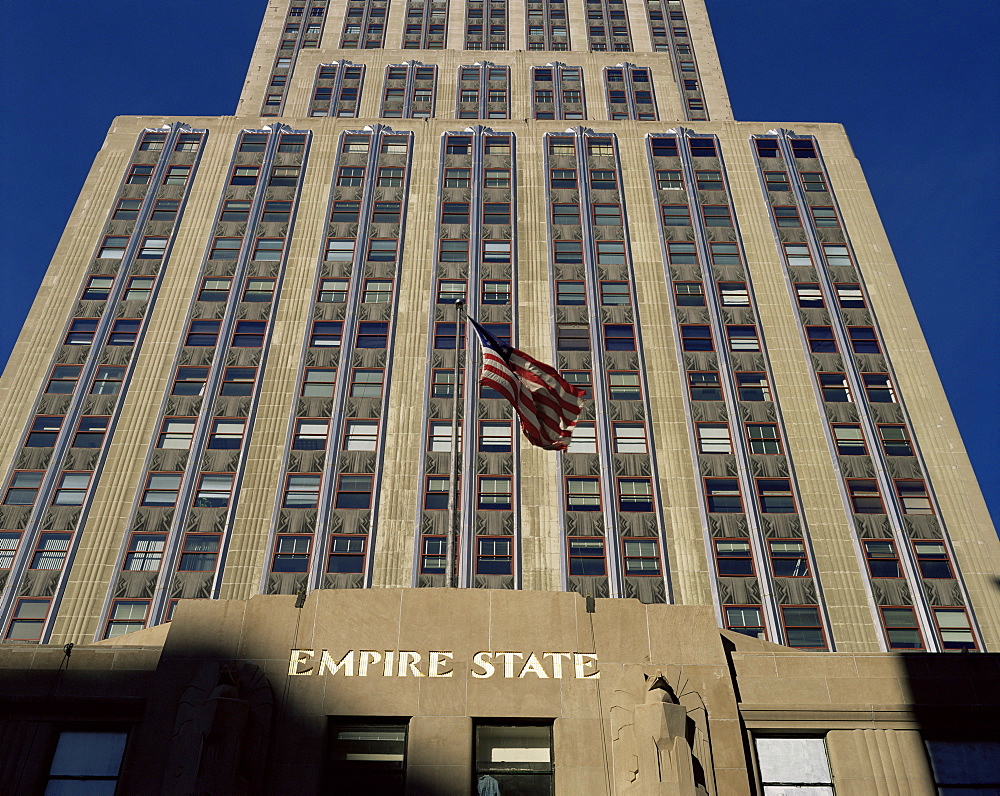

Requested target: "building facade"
[{"left": 1, "top": 0, "right": 999, "bottom": 792}]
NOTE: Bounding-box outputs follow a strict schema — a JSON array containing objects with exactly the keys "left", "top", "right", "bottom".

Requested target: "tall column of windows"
[
  {"left": 402, "top": 0, "right": 449, "bottom": 48},
  {"left": 548, "top": 129, "right": 670, "bottom": 603},
  {"left": 380, "top": 63, "right": 438, "bottom": 118},
  {"left": 262, "top": 0, "right": 329, "bottom": 116},
  {"left": 0, "top": 125, "right": 207, "bottom": 644},
  {"left": 604, "top": 66, "right": 658, "bottom": 121},
  {"left": 456, "top": 64, "right": 510, "bottom": 119},
  {"left": 309, "top": 63, "right": 366, "bottom": 118},
  {"left": 464, "top": 0, "right": 508, "bottom": 50},
  {"left": 526, "top": 0, "right": 570, "bottom": 52},
  {"left": 416, "top": 129, "right": 518, "bottom": 589},
  {"left": 260, "top": 127, "right": 413, "bottom": 596},
  {"left": 585, "top": 0, "right": 631, "bottom": 52},
  {"left": 340, "top": 0, "right": 390, "bottom": 48},
  {"left": 752, "top": 132, "right": 981, "bottom": 652},
  {"left": 531, "top": 65, "right": 586, "bottom": 120},
  {"left": 643, "top": 0, "right": 706, "bottom": 120},
  {"left": 647, "top": 130, "right": 832, "bottom": 648},
  {"left": 90, "top": 127, "right": 310, "bottom": 637}
]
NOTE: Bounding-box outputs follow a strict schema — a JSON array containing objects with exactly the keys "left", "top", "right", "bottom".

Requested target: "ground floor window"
[
  {"left": 327, "top": 719, "right": 408, "bottom": 794},
  {"left": 755, "top": 736, "right": 833, "bottom": 794},
  {"left": 46, "top": 730, "right": 128, "bottom": 793},
  {"left": 475, "top": 722, "right": 553, "bottom": 795}
]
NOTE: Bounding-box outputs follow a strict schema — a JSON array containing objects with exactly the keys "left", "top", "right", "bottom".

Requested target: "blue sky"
[{"left": 1, "top": 0, "right": 997, "bottom": 521}]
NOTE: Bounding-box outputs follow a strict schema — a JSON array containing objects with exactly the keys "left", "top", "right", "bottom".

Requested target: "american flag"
[{"left": 468, "top": 318, "right": 585, "bottom": 451}]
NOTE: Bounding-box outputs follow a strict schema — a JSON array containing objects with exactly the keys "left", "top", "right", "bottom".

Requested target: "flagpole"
[{"left": 445, "top": 299, "right": 465, "bottom": 588}]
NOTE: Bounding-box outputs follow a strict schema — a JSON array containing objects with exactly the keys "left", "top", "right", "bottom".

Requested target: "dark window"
[
  {"left": 335, "top": 475, "right": 374, "bottom": 509},
  {"left": 880, "top": 606, "right": 924, "bottom": 649},
  {"left": 781, "top": 606, "right": 825, "bottom": 649},
  {"left": 328, "top": 720, "right": 406, "bottom": 793},
  {"left": 356, "top": 322, "right": 389, "bottom": 348},
  {"left": 557, "top": 324, "right": 589, "bottom": 350},
  {"left": 688, "top": 138, "right": 716, "bottom": 157},
  {"left": 769, "top": 540, "right": 809, "bottom": 577},
  {"left": 178, "top": 533, "right": 222, "bottom": 570},
  {"left": 680, "top": 325, "right": 713, "bottom": 352},
  {"left": 878, "top": 425, "right": 913, "bottom": 456},
  {"left": 198, "top": 277, "right": 231, "bottom": 301},
  {"left": 25, "top": 416, "right": 63, "bottom": 447},
  {"left": 569, "top": 538, "right": 605, "bottom": 575},
  {"left": 474, "top": 723, "right": 553, "bottom": 793},
  {"left": 231, "top": 320, "right": 266, "bottom": 347},
  {"left": 310, "top": 321, "right": 343, "bottom": 347},
  {"left": 185, "top": 320, "right": 221, "bottom": 347},
  {"left": 603, "top": 324, "right": 635, "bottom": 351},
  {"left": 806, "top": 326, "right": 837, "bottom": 353},
  {"left": 688, "top": 371, "right": 721, "bottom": 401},
  {"left": 43, "top": 731, "right": 128, "bottom": 792},
  {"left": 65, "top": 319, "right": 98, "bottom": 345},
  {"left": 847, "top": 479, "right": 884, "bottom": 514},
  {"left": 433, "top": 322, "right": 466, "bottom": 350},
  {"left": 661, "top": 205, "right": 690, "bottom": 226},
  {"left": 715, "top": 539, "right": 753, "bottom": 576},
  {"left": 477, "top": 537, "right": 513, "bottom": 574},
  {"left": 735, "top": 372, "right": 771, "bottom": 402},
  {"left": 207, "top": 419, "right": 245, "bottom": 450},
  {"left": 756, "top": 478, "right": 795, "bottom": 513},
  {"left": 913, "top": 541, "right": 953, "bottom": 579},
  {"left": 705, "top": 478, "right": 742, "bottom": 513},
  {"left": 46, "top": 365, "right": 82, "bottom": 394},
  {"left": 107, "top": 319, "right": 140, "bottom": 346},
  {"left": 272, "top": 535, "right": 310, "bottom": 573},
  {"left": 848, "top": 326, "right": 880, "bottom": 354},
  {"left": 72, "top": 416, "right": 109, "bottom": 448},
  {"left": 326, "top": 534, "right": 365, "bottom": 574},
  {"left": 172, "top": 366, "right": 209, "bottom": 396},
  {"left": 863, "top": 373, "right": 895, "bottom": 403},
  {"left": 618, "top": 478, "right": 653, "bottom": 512}
]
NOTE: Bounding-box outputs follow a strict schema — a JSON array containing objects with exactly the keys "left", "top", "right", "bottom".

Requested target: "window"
[
  {"left": 600, "top": 282, "right": 630, "bottom": 306},
  {"left": 782, "top": 243, "right": 812, "bottom": 267},
  {"left": 680, "top": 325, "right": 713, "bottom": 351},
  {"left": 344, "top": 419, "right": 378, "bottom": 451},
  {"left": 483, "top": 240, "right": 512, "bottom": 263},
  {"left": 231, "top": 320, "right": 266, "bottom": 347},
  {"left": 862, "top": 373, "right": 895, "bottom": 403},
  {"left": 362, "top": 279, "right": 393, "bottom": 304},
  {"left": 420, "top": 535, "right": 446, "bottom": 571},
  {"left": 717, "top": 282, "right": 749, "bottom": 307},
  {"left": 484, "top": 169, "right": 510, "bottom": 188},
  {"left": 106, "top": 318, "right": 140, "bottom": 346},
  {"left": 72, "top": 416, "right": 109, "bottom": 448},
  {"left": 185, "top": 320, "right": 221, "bottom": 346},
  {"left": 482, "top": 280, "right": 510, "bottom": 305},
  {"left": 178, "top": 533, "right": 222, "bottom": 570},
  {"left": 780, "top": 606, "right": 825, "bottom": 648},
  {"left": 550, "top": 169, "right": 577, "bottom": 189},
  {"left": 618, "top": 479, "right": 653, "bottom": 512},
  {"left": 553, "top": 241, "right": 583, "bottom": 264},
  {"left": 724, "top": 605, "right": 764, "bottom": 638},
  {"left": 434, "top": 322, "right": 466, "bottom": 350},
  {"left": 171, "top": 366, "right": 208, "bottom": 396},
  {"left": 337, "top": 167, "right": 365, "bottom": 187},
  {"left": 734, "top": 372, "right": 770, "bottom": 402},
  {"left": 45, "top": 365, "right": 82, "bottom": 394},
  {"left": 271, "top": 535, "right": 311, "bottom": 573},
  {"left": 656, "top": 170, "right": 682, "bottom": 190},
  {"left": 612, "top": 424, "right": 647, "bottom": 454},
  {"left": 818, "top": 372, "right": 851, "bottom": 402},
  {"left": 30, "top": 533, "right": 71, "bottom": 569},
  {"left": 367, "top": 239, "right": 397, "bottom": 261},
  {"left": 477, "top": 537, "right": 513, "bottom": 575},
  {"left": 702, "top": 205, "right": 732, "bottom": 227},
  {"left": 269, "top": 166, "right": 300, "bottom": 187},
  {"left": 551, "top": 204, "right": 579, "bottom": 226},
  {"left": 661, "top": 205, "right": 690, "bottom": 225},
  {"left": 689, "top": 371, "right": 722, "bottom": 401},
  {"left": 52, "top": 472, "right": 91, "bottom": 506},
  {"left": 479, "top": 421, "right": 512, "bottom": 453},
  {"left": 746, "top": 424, "right": 781, "bottom": 455},
  {"left": 478, "top": 477, "right": 512, "bottom": 511},
  {"left": 880, "top": 606, "right": 924, "bottom": 649},
  {"left": 607, "top": 371, "right": 640, "bottom": 401},
  {"left": 566, "top": 478, "right": 600, "bottom": 512},
  {"left": 283, "top": 473, "right": 321, "bottom": 508},
  {"left": 325, "top": 239, "right": 355, "bottom": 262},
  {"left": 810, "top": 206, "right": 839, "bottom": 227},
  {"left": 620, "top": 538, "right": 659, "bottom": 576},
  {"left": 565, "top": 422, "right": 596, "bottom": 454},
  {"left": 672, "top": 282, "right": 703, "bottom": 307},
  {"left": 105, "top": 600, "right": 149, "bottom": 638},
  {"left": 335, "top": 474, "right": 374, "bottom": 509},
  {"left": 124, "top": 276, "right": 155, "bottom": 302},
  {"left": 862, "top": 539, "right": 901, "bottom": 578},
  {"left": 301, "top": 368, "right": 337, "bottom": 398},
  {"left": 556, "top": 281, "right": 586, "bottom": 306},
  {"left": 774, "top": 206, "right": 801, "bottom": 227},
  {"left": 25, "top": 415, "right": 63, "bottom": 447},
  {"left": 726, "top": 325, "right": 759, "bottom": 352},
  {"left": 569, "top": 538, "right": 605, "bottom": 575},
  {"left": 65, "top": 319, "right": 98, "bottom": 345},
  {"left": 823, "top": 244, "right": 852, "bottom": 267},
  {"left": 483, "top": 203, "right": 510, "bottom": 225},
  {"left": 137, "top": 236, "right": 167, "bottom": 259},
  {"left": 126, "top": 164, "right": 154, "bottom": 184},
  {"left": 556, "top": 324, "right": 589, "bottom": 351},
  {"left": 43, "top": 731, "right": 129, "bottom": 791},
  {"left": 328, "top": 720, "right": 406, "bottom": 792},
  {"left": 763, "top": 171, "right": 790, "bottom": 191},
  {"left": 290, "top": 418, "right": 329, "bottom": 451},
  {"left": 603, "top": 324, "right": 635, "bottom": 351},
  {"left": 88, "top": 367, "right": 123, "bottom": 397},
  {"left": 710, "top": 242, "right": 740, "bottom": 266},
  {"left": 895, "top": 479, "right": 932, "bottom": 515},
  {"left": 123, "top": 533, "right": 165, "bottom": 571},
  {"left": 848, "top": 326, "right": 880, "bottom": 354},
  {"left": 756, "top": 478, "right": 795, "bottom": 513},
  {"left": 0, "top": 532, "right": 20, "bottom": 569},
  {"left": 330, "top": 201, "right": 360, "bottom": 223},
  {"left": 157, "top": 417, "right": 195, "bottom": 450},
  {"left": 206, "top": 419, "right": 245, "bottom": 450},
  {"left": 769, "top": 540, "right": 809, "bottom": 577},
  {"left": 835, "top": 283, "right": 865, "bottom": 308},
  {"left": 376, "top": 167, "right": 403, "bottom": 187},
  {"left": 795, "top": 283, "right": 824, "bottom": 308},
  {"left": 82, "top": 275, "right": 114, "bottom": 301},
  {"left": 251, "top": 239, "right": 283, "bottom": 262},
  {"left": 198, "top": 277, "right": 231, "bottom": 302},
  {"left": 756, "top": 738, "right": 834, "bottom": 794},
  {"left": 715, "top": 539, "right": 753, "bottom": 576},
  {"left": 832, "top": 424, "right": 866, "bottom": 455},
  {"left": 356, "top": 322, "right": 389, "bottom": 348},
  {"left": 847, "top": 479, "right": 884, "bottom": 514},
  {"left": 444, "top": 168, "right": 470, "bottom": 188},
  {"left": 696, "top": 423, "right": 731, "bottom": 454},
  {"left": 933, "top": 608, "right": 977, "bottom": 651},
  {"left": 230, "top": 166, "right": 259, "bottom": 186},
  {"left": 878, "top": 425, "right": 913, "bottom": 456},
  {"left": 310, "top": 321, "right": 343, "bottom": 347},
  {"left": 141, "top": 473, "right": 182, "bottom": 506},
  {"left": 705, "top": 478, "right": 742, "bottom": 513},
  {"left": 219, "top": 367, "right": 257, "bottom": 398},
  {"left": 194, "top": 473, "right": 234, "bottom": 508},
  {"left": 912, "top": 540, "right": 953, "bottom": 579},
  {"left": 695, "top": 170, "right": 722, "bottom": 190},
  {"left": 806, "top": 325, "right": 836, "bottom": 353},
  {"left": 474, "top": 723, "right": 553, "bottom": 793}
]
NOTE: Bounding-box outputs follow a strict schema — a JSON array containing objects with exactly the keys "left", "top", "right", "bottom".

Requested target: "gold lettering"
[
  {"left": 319, "top": 649, "right": 355, "bottom": 676},
  {"left": 288, "top": 648, "right": 315, "bottom": 676},
  {"left": 398, "top": 651, "right": 424, "bottom": 677},
  {"left": 543, "top": 652, "right": 572, "bottom": 679},
  {"left": 518, "top": 652, "right": 548, "bottom": 678},
  {"left": 358, "top": 650, "right": 381, "bottom": 677},
  {"left": 497, "top": 651, "right": 524, "bottom": 678},
  {"left": 429, "top": 651, "right": 454, "bottom": 677},
  {"left": 471, "top": 651, "right": 495, "bottom": 678},
  {"left": 383, "top": 650, "right": 395, "bottom": 677},
  {"left": 574, "top": 652, "right": 600, "bottom": 679}
]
